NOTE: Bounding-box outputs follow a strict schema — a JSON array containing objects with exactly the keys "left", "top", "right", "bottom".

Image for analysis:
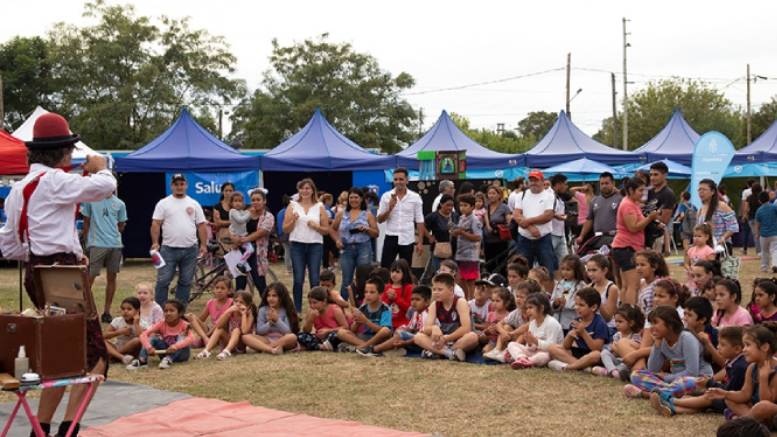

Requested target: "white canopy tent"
[{"left": 12, "top": 106, "right": 110, "bottom": 164}]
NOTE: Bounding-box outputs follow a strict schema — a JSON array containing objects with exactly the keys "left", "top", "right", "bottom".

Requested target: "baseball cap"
[
  {"left": 528, "top": 169, "right": 544, "bottom": 180},
  {"left": 171, "top": 173, "right": 186, "bottom": 182},
  {"left": 475, "top": 273, "right": 507, "bottom": 288}
]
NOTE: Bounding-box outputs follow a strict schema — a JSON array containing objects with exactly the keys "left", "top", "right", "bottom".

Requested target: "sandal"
[
  {"left": 195, "top": 349, "right": 211, "bottom": 360},
  {"left": 217, "top": 349, "right": 232, "bottom": 360}
]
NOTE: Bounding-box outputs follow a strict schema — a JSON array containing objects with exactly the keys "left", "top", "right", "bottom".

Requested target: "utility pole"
[
  {"left": 611, "top": 72, "right": 618, "bottom": 147},
  {"left": 418, "top": 107, "right": 424, "bottom": 136},
  {"left": 622, "top": 17, "right": 630, "bottom": 150},
  {"left": 746, "top": 63, "right": 752, "bottom": 145},
  {"left": 218, "top": 108, "right": 223, "bottom": 139},
  {"left": 565, "top": 53, "right": 571, "bottom": 118}
]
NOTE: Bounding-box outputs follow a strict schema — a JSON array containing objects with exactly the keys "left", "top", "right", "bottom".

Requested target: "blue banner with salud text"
[
  {"left": 690, "top": 132, "right": 736, "bottom": 209},
  {"left": 165, "top": 171, "right": 261, "bottom": 208}
]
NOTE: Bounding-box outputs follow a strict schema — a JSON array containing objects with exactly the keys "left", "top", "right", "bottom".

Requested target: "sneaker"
[
  {"left": 121, "top": 355, "right": 134, "bottom": 365},
  {"left": 101, "top": 312, "right": 112, "bottom": 324},
  {"left": 357, "top": 346, "right": 379, "bottom": 357},
  {"left": 216, "top": 350, "right": 232, "bottom": 361},
  {"left": 482, "top": 349, "right": 503, "bottom": 362},
  {"left": 421, "top": 350, "right": 438, "bottom": 360},
  {"left": 610, "top": 369, "right": 621, "bottom": 380},
  {"left": 510, "top": 357, "right": 533, "bottom": 369},
  {"left": 650, "top": 391, "right": 676, "bottom": 417},
  {"left": 159, "top": 356, "right": 173, "bottom": 369},
  {"left": 548, "top": 360, "right": 568, "bottom": 372},
  {"left": 337, "top": 343, "right": 356, "bottom": 353},
  {"left": 195, "top": 349, "right": 211, "bottom": 360},
  {"left": 320, "top": 340, "right": 334, "bottom": 352},
  {"left": 623, "top": 384, "right": 644, "bottom": 399},
  {"left": 126, "top": 359, "right": 147, "bottom": 370},
  {"left": 591, "top": 366, "right": 609, "bottom": 377},
  {"left": 442, "top": 347, "right": 455, "bottom": 360},
  {"left": 453, "top": 349, "right": 466, "bottom": 362}
]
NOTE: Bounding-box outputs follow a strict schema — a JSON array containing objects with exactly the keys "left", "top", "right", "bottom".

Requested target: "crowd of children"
[{"left": 103, "top": 243, "right": 777, "bottom": 431}]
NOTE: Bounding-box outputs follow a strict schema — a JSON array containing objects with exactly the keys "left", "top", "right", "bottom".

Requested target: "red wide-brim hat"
[{"left": 25, "top": 112, "right": 81, "bottom": 150}]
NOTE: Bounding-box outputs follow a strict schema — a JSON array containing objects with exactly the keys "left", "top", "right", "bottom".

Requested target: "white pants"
[
  {"left": 506, "top": 342, "right": 551, "bottom": 366},
  {"left": 760, "top": 235, "right": 777, "bottom": 271}
]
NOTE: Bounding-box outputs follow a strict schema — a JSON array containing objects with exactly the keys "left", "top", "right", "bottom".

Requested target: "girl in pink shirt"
[
  {"left": 297, "top": 287, "right": 349, "bottom": 351},
  {"left": 130, "top": 299, "right": 194, "bottom": 369},
  {"left": 684, "top": 224, "right": 716, "bottom": 294},
  {"left": 482, "top": 287, "right": 515, "bottom": 353},
  {"left": 188, "top": 277, "right": 233, "bottom": 347},
  {"left": 712, "top": 278, "right": 754, "bottom": 328},
  {"left": 197, "top": 290, "right": 257, "bottom": 360}
]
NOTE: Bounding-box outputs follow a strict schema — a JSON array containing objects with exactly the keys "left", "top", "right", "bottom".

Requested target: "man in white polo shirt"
[
  {"left": 513, "top": 169, "right": 557, "bottom": 274},
  {"left": 377, "top": 168, "right": 427, "bottom": 267},
  {"left": 150, "top": 174, "right": 208, "bottom": 306}
]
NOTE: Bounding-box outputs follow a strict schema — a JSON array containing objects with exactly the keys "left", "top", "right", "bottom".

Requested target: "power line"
[{"left": 403, "top": 67, "right": 565, "bottom": 96}]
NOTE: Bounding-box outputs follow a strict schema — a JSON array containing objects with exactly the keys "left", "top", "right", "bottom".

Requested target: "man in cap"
[
  {"left": 150, "top": 173, "right": 208, "bottom": 306},
  {"left": 512, "top": 169, "right": 557, "bottom": 274},
  {"left": 0, "top": 112, "right": 115, "bottom": 436}
]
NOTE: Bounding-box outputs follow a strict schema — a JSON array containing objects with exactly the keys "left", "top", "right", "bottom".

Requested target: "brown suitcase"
[{"left": 0, "top": 313, "right": 86, "bottom": 379}]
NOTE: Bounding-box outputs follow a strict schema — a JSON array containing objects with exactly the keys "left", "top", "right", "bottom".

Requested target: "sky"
[{"left": 3, "top": 0, "right": 777, "bottom": 140}]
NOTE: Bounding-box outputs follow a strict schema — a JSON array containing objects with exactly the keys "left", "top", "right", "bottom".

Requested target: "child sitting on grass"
[
  {"left": 528, "top": 266, "right": 555, "bottom": 296},
  {"left": 482, "top": 280, "right": 540, "bottom": 361},
  {"left": 438, "top": 259, "right": 466, "bottom": 298},
  {"left": 505, "top": 293, "right": 563, "bottom": 368},
  {"left": 104, "top": 297, "right": 142, "bottom": 365},
  {"left": 506, "top": 260, "right": 529, "bottom": 293},
  {"left": 550, "top": 255, "right": 587, "bottom": 332},
  {"left": 650, "top": 326, "right": 746, "bottom": 417},
  {"left": 383, "top": 259, "right": 414, "bottom": 329},
  {"left": 624, "top": 306, "right": 714, "bottom": 399},
  {"left": 547, "top": 287, "right": 610, "bottom": 372},
  {"left": 187, "top": 276, "right": 233, "bottom": 347},
  {"left": 591, "top": 304, "right": 644, "bottom": 379},
  {"left": 481, "top": 287, "right": 515, "bottom": 352},
  {"left": 705, "top": 324, "right": 777, "bottom": 421},
  {"left": 242, "top": 282, "right": 299, "bottom": 355},
  {"left": 129, "top": 299, "right": 194, "bottom": 370},
  {"left": 683, "top": 296, "right": 723, "bottom": 369},
  {"left": 469, "top": 280, "right": 493, "bottom": 333},
  {"left": 749, "top": 278, "right": 777, "bottom": 323},
  {"left": 713, "top": 278, "right": 754, "bottom": 328},
  {"left": 297, "top": 287, "right": 349, "bottom": 351},
  {"left": 337, "top": 277, "right": 394, "bottom": 357},
  {"left": 196, "top": 290, "right": 256, "bottom": 360},
  {"left": 414, "top": 273, "right": 479, "bottom": 361},
  {"left": 136, "top": 282, "right": 163, "bottom": 327},
  {"left": 319, "top": 269, "right": 353, "bottom": 316},
  {"left": 373, "top": 285, "right": 432, "bottom": 355}
]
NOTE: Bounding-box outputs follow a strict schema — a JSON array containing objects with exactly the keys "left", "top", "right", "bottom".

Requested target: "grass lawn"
[{"left": 0, "top": 252, "right": 772, "bottom": 436}]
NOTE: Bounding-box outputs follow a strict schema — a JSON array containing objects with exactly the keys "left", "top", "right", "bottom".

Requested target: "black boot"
[
  {"left": 30, "top": 422, "right": 51, "bottom": 437},
  {"left": 56, "top": 421, "right": 80, "bottom": 437}
]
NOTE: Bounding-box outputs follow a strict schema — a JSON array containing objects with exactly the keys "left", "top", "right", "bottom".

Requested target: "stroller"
[{"left": 574, "top": 232, "right": 614, "bottom": 262}]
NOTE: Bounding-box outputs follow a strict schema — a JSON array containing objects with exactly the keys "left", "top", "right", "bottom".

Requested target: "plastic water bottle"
[{"left": 15, "top": 346, "right": 29, "bottom": 380}]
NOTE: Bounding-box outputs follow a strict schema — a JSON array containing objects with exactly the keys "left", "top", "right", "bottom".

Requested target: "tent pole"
[{"left": 18, "top": 261, "right": 23, "bottom": 312}]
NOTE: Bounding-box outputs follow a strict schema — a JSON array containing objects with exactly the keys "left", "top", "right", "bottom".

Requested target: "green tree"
[
  {"left": 517, "top": 111, "right": 557, "bottom": 143},
  {"left": 449, "top": 112, "right": 533, "bottom": 153},
  {"left": 230, "top": 34, "right": 418, "bottom": 152},
  {"left": 752, "top": 96, "right": 777, "bottom": 141},
  {"left": 0, "top": 36, "right": 53, "bottom": 129},
  {"left": 44, "top": 1, "right": 244, "bottom": 148},
  {"left": 594, "top": 78, "right": 744, "bottom": 149}
]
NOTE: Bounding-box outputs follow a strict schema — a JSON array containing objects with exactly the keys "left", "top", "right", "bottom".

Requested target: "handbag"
[
  {"left": 433, "top": 241, "right": 453, "bottom": 259},
  {"left": 496, "top": 224, "right": 512, "bottom": 241},
  {"left": 720, "top": 246, "right": 741, "bottom": 280}
]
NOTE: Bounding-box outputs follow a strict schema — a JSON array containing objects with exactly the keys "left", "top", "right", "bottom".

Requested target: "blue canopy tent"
[
  {"left": 637, "top": 159, "right": 692, "bottom": 176},
  {"left": 260, "top": 108, "right": 394, "bottom": 171},
  {"left": 524, "top": 110, "right": 635, "bottom": 167},
  {"left": 634, "top": 110, "right": 700, "bottom": 166},
  {"left": 115, "top": 108, "right": 260, "bottom": 172},
  {"left": 733, "top": 119, "right": 777, "bottom": 164},
  {"left": 541, "top": 158, "right": 620, "bottom": 181},
  {"left": 395, "top": 110, "right": 523, "bottom": 170}
]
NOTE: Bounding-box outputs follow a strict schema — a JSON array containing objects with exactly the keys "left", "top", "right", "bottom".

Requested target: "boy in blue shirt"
[
  {"left": 337, "top": 277, "right": 393, "bottom": 357},
  {"left": 754, "top": 191, "right": 777, "bottom": 273},
  {"left": 547, "top": 287, "right": 610, "bottom": 371}
]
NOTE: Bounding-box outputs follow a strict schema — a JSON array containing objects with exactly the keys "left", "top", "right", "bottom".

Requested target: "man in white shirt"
[
  {"left": 377, "top": 168, "right": 427, "bottom": 267},
  {"left": 0, "top": 112, "right": 115, "bottom": 437},
  {"left": 549, "top": 174, "right": 569, "bottom": 261},
  {"left": 431, "top": 179, "right": 455, "bottom": 212},
  {"left": 150, "top": 174, "right": 208, "bottom": 306},
  {"left": 513, "top": 170, "right": 557, "bottom": 274}
]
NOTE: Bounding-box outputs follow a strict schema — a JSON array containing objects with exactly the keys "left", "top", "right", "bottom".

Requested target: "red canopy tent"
[{"left": 0, "top": 130, "right": 28, "bottom": 175}]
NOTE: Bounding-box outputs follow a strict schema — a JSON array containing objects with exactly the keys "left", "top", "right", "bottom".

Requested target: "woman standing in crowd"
[
  {"left": 612, "top": 176, "right": 659, "bottom": 306},
  {"left": 212, "top": 182, "right": 235, "bottom": 241},
  {"left": 332, "top": 187, "right": 378, "bottom": 299},
  {"left": 422, "top": 194, "right": 458, "bottom": 284},
  {"left": 742, "top": 183, "right": 763, "bottom": 256},
  {"left": 697, "top": 179, "right": 738, "bottom": 252},
  {"left": 571, "top": 183, "right": 594, "bottom": 236},
  {"left": 283, "top": 178, "right": 330, "bottom": 312},
  {"left": 236, "top": 189, "right": 274, "bottom": 294},
  {"left": 483, "top": 184, "right": 512, "bottom": 276}
]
